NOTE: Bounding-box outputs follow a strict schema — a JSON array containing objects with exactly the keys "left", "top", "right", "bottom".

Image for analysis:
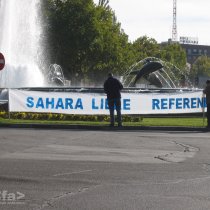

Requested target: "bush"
[{"left": 0, "top": 111, "right": 143, "bottom": 122}]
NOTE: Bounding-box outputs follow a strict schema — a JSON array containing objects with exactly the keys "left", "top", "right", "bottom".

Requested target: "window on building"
[{"left": 193, "top": 49, "right": 197, "bottom": 54}]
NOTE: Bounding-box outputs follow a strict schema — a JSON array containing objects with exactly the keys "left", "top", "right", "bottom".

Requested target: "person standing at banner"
[
  {"left": 104, "top": 73, "right": 123, "bottom": 127},
  {"left": 203, "top": 79, "right": 210, "bottom": 128}
]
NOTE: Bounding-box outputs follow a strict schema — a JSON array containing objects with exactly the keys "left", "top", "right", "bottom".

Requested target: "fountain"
[
  {"left": 47, "top": 64, "right": 65, "bottom": 86},
  {"left": 122, "top": 57, "right": 192, "bottom": 90},
  {"left": 0, "top": 0, "right": 192, "bottom": 91},
  {"left": 0, "top": 0, "right": 45, "bottom": 88},
  {"left": 0, "top": 1, "right": 204, "bottom": 115}
]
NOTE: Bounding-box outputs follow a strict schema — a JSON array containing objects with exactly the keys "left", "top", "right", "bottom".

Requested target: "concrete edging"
[{"left": 0, "top": 123, "right": 208, "bottom": 132}]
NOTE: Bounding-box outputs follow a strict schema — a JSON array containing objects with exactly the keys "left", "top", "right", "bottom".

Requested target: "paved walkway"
[{"left": 0, "top": 128, "right": 210, "bottom": 210}]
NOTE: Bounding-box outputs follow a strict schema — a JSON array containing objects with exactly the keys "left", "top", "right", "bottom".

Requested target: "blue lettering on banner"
[
  {"left": 92, "top": 98, "right": 99, "bottom": 110},
  {"left": 197, "top": 97, "right": 204, "bottom": 108},
  {"left": 26, "top": 97, "right": 34, "bottom": 108},
  {"left": 91, "top": 98, "right": 130, "bottom": 110},
  {"left": 91, "top": 98, "right": 109, "bottom": 110},
  {"left": 75, "top": 98, "right": 83, "bottom": 109},
  {"left": 152, "top": 99, "right": 160, "bottom": 110},
  {"left": 55, "top": 98, "right": 64, "bottom": 109},
  {"left": 191, "top": 98, "right": 197, "bottom": 108},
  {"left": 169, "top": 98, "right": 175, "bottom": 109},
  {"left": 183, "top": 98, "right": 190, "bottom": 109},
  {"left": 26, "top": 97, "right": 130, "bottom": 111},
  {"left": 36, "top": 98, "right": 44, "bottom": 109},
  {"left": 65, "top": 98, "right": 73, "bottom": 109},
  {"left": 161, "top": 99, "right": 167, "bottom": 109},
  {"left": 152, "top": 97, "right": 206, "bottom": 110},
  {"left": 176, "top": 98, "right": 182, "bottom": 109},
  {"left": 46, "top": 98, "right": 54, "bottom": 109},
  {"left": 26, "top": 97, "right": 84, "bottom": 110},
  {"left": 123, "top": 99, "right": 130, "bottom": 110}
]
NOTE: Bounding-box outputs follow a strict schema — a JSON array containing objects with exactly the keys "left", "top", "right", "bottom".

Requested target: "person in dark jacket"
[
  {"left": 104, "top": 73, "right": 123, "bottom": 127},
  {"left": 203, "top": 79, "right": 210, "bottom": 128}
]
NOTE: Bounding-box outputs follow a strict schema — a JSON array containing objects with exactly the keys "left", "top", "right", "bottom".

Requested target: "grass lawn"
[{"left": 0, "top": 117, "right": 207, "bottom": 127}]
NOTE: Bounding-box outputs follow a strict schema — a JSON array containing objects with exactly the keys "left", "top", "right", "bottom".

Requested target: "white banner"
[{"left": 9, "top": 89, "right": 206, "bottom": 115}]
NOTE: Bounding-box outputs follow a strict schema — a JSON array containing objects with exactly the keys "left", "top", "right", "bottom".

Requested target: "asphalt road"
[{"left": 0, "top": 128, "right": 210, "bottom": 210}]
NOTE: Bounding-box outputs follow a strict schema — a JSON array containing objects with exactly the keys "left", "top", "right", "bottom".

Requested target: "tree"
[
  {"left": 41, "top": 0, "right": 134, "bottom": 85},
  {"left": 40, "top": 1, "right": 189, "bottom": 86},
  {"left": 132, "top": 36, "right": 160, "bottom": 61},
  {"left": 41, "top": 0, "right": 97, "bottom": 84},
  {"left": 191, "top": 56, "right": 210, "bottom": 77},
  {"left": 160, "top": 43, "right": 187, "bottom": 70},
  {"left": 98, "top": 0, "right": 110, "bottom": 9},
  {"left": 85, "top": 4, "right": 135, "bottom": 83}
]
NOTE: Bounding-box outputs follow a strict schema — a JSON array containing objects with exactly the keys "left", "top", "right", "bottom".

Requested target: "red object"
[{"left": 0, "top": 52, "right": 5, "bottom": 71}]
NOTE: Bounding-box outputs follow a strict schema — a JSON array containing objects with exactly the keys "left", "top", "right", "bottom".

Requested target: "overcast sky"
[{"left": 93, "top": 0, "right": 210, "bottom": 45}]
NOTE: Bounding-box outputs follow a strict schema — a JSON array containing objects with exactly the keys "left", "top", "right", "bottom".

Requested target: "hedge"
[{"left": 0, "top": 112, "right": 143, "bottom": 122}]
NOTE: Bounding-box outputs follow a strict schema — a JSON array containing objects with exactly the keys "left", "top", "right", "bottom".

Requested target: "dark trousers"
[
  {"left": 207, "top": 104, "right": 210, "bottom": 127},
  {"left": 108, "top": 98, "right": 122, "bottom": 125}
]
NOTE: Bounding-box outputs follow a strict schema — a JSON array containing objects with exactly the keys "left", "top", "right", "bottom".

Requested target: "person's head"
[
  {"left": 108, "top": 73, "right": 113, "bottom": 78},
  {"left": 206, "top": 80, "right": 210, "bottom": 85}
]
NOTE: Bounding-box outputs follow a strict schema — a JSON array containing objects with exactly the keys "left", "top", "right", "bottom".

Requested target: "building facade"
[{"left": 180, "top": 44, "right": 210, "bottom": 64}]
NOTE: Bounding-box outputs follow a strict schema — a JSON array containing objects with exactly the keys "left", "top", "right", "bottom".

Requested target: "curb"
[{"left": 0, "top": 123, "right": 208, "bottom": 132}]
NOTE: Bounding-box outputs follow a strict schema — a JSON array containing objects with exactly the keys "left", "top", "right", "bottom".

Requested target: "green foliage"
[
  {"left": 98, "top": 0, "right": 110, "bottom": 9},
  {"left": 132, "top": 36, "right": 160, "bottom": 61},
  {"left": 132, "top": 38, "right": 187, "bottom": 75},
  {"left": 41, "top": 0, "right": 135, "bottom": 85},
  {"left": 191, "top": 56, "right": 210, "bottom": 77},
  {"left": 41, "top": 0, "right": 97, "bottom": 82},
  {"left": 40, "top": 1, "right": 192, "bottom": 85},
  {"left": 160, "top": 43, "right": 187, "bottom": 70},
  {"left": 0, "top": 112, "right": 205, "bottom": 127},
  {"left": 0, "top": 112, "right": 143, "bottom": 123},
  {"left": 85, "top": 2, "right": 135, "bottom": 83}
]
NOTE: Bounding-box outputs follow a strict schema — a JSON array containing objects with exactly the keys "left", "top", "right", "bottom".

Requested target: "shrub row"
[{"left": 0, "top": 112, "right": 143, "bottom": 122}]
